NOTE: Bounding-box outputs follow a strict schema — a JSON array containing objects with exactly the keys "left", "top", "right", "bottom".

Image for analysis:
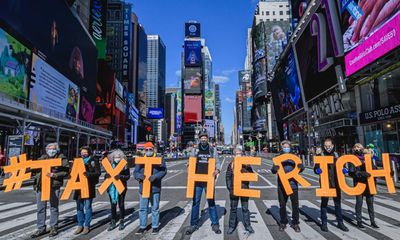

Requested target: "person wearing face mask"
[
  {"left": 73, "top": 146, "right": 100, "bottom": 235},
  {"left": 226, "top": 147, "right": 254, "bottom": 235},
  {"left": 348, "top": 144, "right": 379, "bottom": 229},
  {"left": 31, "top": 143, "right": 69, "bottom": 238},
  {"left": 134, "top": 142, "right": 167, "bottom": 235},
  {"left": 271, "top": 140, "right": 304, "bottom": 232},
  {"left": 313, "top": 137, "right": 349, "bottom": 232},
  {"left": 186, "top": 128, "right": 222, "bottom": 235},
  {"left": 105, "top": 149, "right": 130, "bottom": 231}
]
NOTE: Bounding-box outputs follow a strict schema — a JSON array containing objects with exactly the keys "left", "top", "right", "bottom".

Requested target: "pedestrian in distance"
[
  {"left": 105, "top": 149, "right": 130, "bottom": 231},
  {"left": 186, "top": 128, "right": 222, "bottom": 235},
  {"left": 135, "top": 142, "right": 167, "bottom": 235},
  {"left": 73, "top": 146, "right": 101, "bottom": 235},
  {"left": 271, "top": 140, "right": 304, "bottom": 232},
  {"left": 313, "top": 137, "right": 349, "bottom": 232},
  {"left": 349, "top": 143, "right": 379, "bottom": 229},
  {"left": 30, "top": 143, "right": 69, "bottom": 238},
  {"left": 226, "top": 147, "right": 255, "bottom": 235}
]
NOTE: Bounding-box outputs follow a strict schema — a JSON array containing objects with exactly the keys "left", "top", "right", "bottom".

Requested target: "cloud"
[
  {"left": 225, "top": 97, "right": 235, "bottom": 103},
  {"left": 213, "top": 75, "right": 230, "bottom": 84},
  {"left": 222, "top": 69, "right": 237, "bottom": 76}
]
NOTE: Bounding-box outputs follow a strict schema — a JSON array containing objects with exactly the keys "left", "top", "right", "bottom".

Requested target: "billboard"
[
  {"left": 122, "top": 4, "right": 133, "bottom": 85},
  {"left": 0, "top": 27, "right": 31, "bottom": 101},
  {"left": 253, "top": 58, "right": 267, "bottom": 100},
  {"left": 204, "top": 89, "right": 215, "bottom": 117},
  {"left": 89, "top": 0, "right": 107, "bottom": 59},
  {"left": 184, "top": 41, "right": 202, "bottom": 67},
  {"left": 239, "top": 70, "right": 251, "bottom": 84},
  {"left": 204, "top": 119, "right": 215, "bottom": 138},
  {"left": 30, "top": 53, "right": 80, "bottom": 120},
  {"left": 184, "top": 95, "right": 202, "bottom": 123},
  {"left": 184, "top": 68, "right": 202, "bottom": 94},
  {"left": 94, "top": 60, "right": 115, "bottom": 129},
  {"left": 253, "top": 104, "right": 267, "bottom": 132},
  {"left": 0, "top": 0, "right": 98, "bottom": 123},
  {"left": 185, "top": 22, "right": 201, "bottom": 38},
  {"left": 264, "top": 20, "right": 290, "bottom": 73},
  {"left": 290, "top": 1, "right": 311, "bottom": 29},
  {"left": 342, "top": 0, "right": 400, "bottom": 76},
  {"left": 176, "top": 89, "right": 182, "bottom": 132},
  {"left": 147, "top": 108, "right": 164, "bottom": 119}
]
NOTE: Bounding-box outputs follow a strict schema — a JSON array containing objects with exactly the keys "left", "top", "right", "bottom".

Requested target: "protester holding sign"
[
  {"left": 313, "top": 137, "right": 349, "bottom": 232},
  {"left": 73, "top": 146, "right": 100, "bottom": 235},
  {"left": 348, "top": 144, "right": 379, "bottom": 229},
  {"left": 105, "top": 149, "right": 130, "bottom": 231},
  {"left": 134, "top": 142, "right": 167, "bottom": 235},
  {"left": 186, "top": 128, "right": 222, "bottom": 235},
  {"left": 31, "top": 143, "right": 69, "bottom": 238},
  {"left": 271, "top": 140, "right": 304, "bottom": 232},
  {"left": 226, "top": 147, "right": 254, "bottom": 235}
]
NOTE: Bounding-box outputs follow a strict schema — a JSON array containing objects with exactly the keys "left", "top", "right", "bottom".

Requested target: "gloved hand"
[
  {"left": 342, "top": 168, "right": 349, "bottom": 174},
  {"left": 361, "top": 172, "right": 371, "bottom": 178},
  {"left": 149, "top": 175, "right": 157, "bottom": 182},
  {"left": 315, "top": 168, "right": 322, "bottom": 175},
  {"left": 298, "top": 163, "right": 305, "bottom": 172},
  {"left": 104, "top": 173, "right": 111, "bottom": 178},
  {"left": 114, "top": 174, "right": 121, "bottom": 180},
  {"left": 271, "top": 165, "right": 279, "bottom": 173},
  {"left": 136, "top": 175, "right": 145, "bottom": 181}
]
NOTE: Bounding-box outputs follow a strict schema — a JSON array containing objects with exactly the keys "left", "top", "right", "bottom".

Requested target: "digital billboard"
[
  {"left": 204, "top": 119, "right": 215, "bottom": 138},
  {"left": 253, "top": 104, "right": 267, "bottom": 132},
  {"left": 253, "top": 58, "right": 267, "bottom": 100},
  {"left": 176, "top": 89, "right": 182, "bottom": 132},
  {"left": 0, "top": 0, "right": 98, "bottom": 123},
  {"left": 264, "top": 20, "right": 290, "bottom": 73},
  {"left": 204, "top": 89, "right": 214, "bottom": 117},
  {"left": 184, "top": 41, "right": 202, "bottom": 67},
  {"left": 290, "top": 0, "right": 311, "bottom": 29},
  {"left": 184, "top": 68, "right": 202, "bottom": 94},
  {"left": 252, "top": 23, "right": 266, "bottom": 62},
  {"left": 185, "top": 22, "right": 201, "bottom": 38},
  {"left": 30, "top": 53, "right": 80, "bottom": 120},
  {"left": 342, "top": 1, "right": 400, "bottom": 76},
  {"left": 147, "top": 108, "right": 164, "bottom": 119},
  {"left": 95, "top": 60, "right": 115, "bottom": 129},
  {"left": 0, "top": 27, "right": 31, "bottom": 101},
  {"left": 184, "top": 95, "right": 202, "bottom": 123},
  {"left": 89, "top": 0, "right": 107, "bottom": 59},
  {"left": 239, "top": 70, "right": 251, "bottom": 84}
]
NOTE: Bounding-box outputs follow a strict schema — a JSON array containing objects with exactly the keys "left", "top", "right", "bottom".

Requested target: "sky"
[{"left": 130, "top": 0, "right": 259, "bottom": 144}]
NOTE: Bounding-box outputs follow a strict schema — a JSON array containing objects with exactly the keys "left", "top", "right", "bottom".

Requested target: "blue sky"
[{"left": 130, "top": 0, "right": 258, "bottom": 144}]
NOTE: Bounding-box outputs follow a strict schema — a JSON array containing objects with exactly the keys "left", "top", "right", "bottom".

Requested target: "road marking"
[
  {"left": 163, "top": 171, "right": 184, "bottom": 182},
  {"left": 90, "top": 201, "right": 168, "bottom": 240},
  {"left": 236, "top": 200, "right": 274, "bottom": 240},
  {"left": 190, "top": 200, "right": 225, "bottom": 240},
  {"left": 256, "top": 172, "right": 276, "bottom": 187},
  {"left": 374, "top": 198, "right": 400, "bottom": 211},
  {"left": 264, "top": 200, "right": 326, "bottom": 240},
  {"left": 0, "top": 202, "right": 31, "bottom": 213},
  {"left": 301, "top": 200, "right": 375, "bottom": 240},
  {"left": 0, "top": 203, "right": 40, "bottom": 221},
  {"left": 347, "top": 199, "right": 400, "bottom": 222}
]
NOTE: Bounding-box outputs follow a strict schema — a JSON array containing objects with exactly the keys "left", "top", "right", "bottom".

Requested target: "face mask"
[
  {"left": 146, "top": 151, "right": 154, "bottom": 157},
  {"left": 354, "top": 150, "right": 363, "bottom": 155},
  {"left": 324, "top": 146, "right": 334, "bottom": 153},
  {"left": 81, "top": 154, "right": 89, "bottom": 158},
  {"left": 114, "top": 157, "right": 121, "bottom": 163},
  {"left": 200, "top": 140, "right": 208, "bottom": 146},
  {"left": 47, "top": 149, "right": 57, "bottom": 157},
  {"left": 282, "top": 147, "right": 291, "bottom": 153}
]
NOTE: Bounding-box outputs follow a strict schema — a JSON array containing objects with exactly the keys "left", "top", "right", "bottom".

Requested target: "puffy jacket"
[
  {"left": 73, "top": 156, "right": 101, "bottom": 200},
  {"left": 271, "top": 154, "right": 304, "bottom": 190},
  {"left": 134, "top": 157, "right": 167, "bottom": 194},
  {"left": 104, "top": 166, "right": 130, "bottom": 194},
  {"left": 225, "top": 161, "right": 253, "bottom": 195},
  {"left": 313, "top": 150, "right": 339, "bottom": 188},
  {"left": 348, "top": 154, "right": 377, "bottom": 194},
  {"left": 33, "top": 153, "right": 69, "bottom": 191}
]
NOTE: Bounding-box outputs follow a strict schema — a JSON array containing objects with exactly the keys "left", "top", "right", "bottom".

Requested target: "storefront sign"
[{"left": 360, "top": 104, "right": 400, "bottom": 124}]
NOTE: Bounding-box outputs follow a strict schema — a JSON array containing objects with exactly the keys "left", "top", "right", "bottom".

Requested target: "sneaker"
[
  {"left": 119, "top": 220, "right": 125, "bottom": 231},
  {"left": 227, "top": 227, "right": 235, "bottom": 235},
  {"left": 30, "top": 229, "right": 46, "bottom": 238},
  {"left": 185, "top": 226, "right": 198, "bottom": 235},
  {"left": 107, "top": 221, "right": 117, "bottom": 232},
  {"left": 73, "top": 227, "right": 83, "bottom": 235},
  {"left": 357, "top": 222, "right": 365, "bottom": 229},
  {"left": 279, "top": 223, "right": 286, "bottom": 231},
  {"left": 82, "top": 227, "right": 90, "bottom": 235},
  {"left": 49, "top": 227, "right": 58, "bottom": 237},
  {"left": 337, "top": 222, "right": 349, "bottom": 232},
  {"left": 245, "top": 226, "right": 255, "bottom": 234},
  {"left": 321, "top": 223, "right": 328, "bottom": 232},
  {"left": 371, "top": 221, "right": 379, "bottom": 229},
  {"left": 212, "top": 224, "right": 221, "bottom": 234},
  {"left": 152, "top": 227, "right": 160, "bottom": 235},
  {"left": 135, "top": 228, "right": 146, "bottom": 235},
  {"left": 292, "top": 224, "right": 301, "bottom": 232}
]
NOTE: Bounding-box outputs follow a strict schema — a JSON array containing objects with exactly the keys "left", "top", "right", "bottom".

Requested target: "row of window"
[
  {"left": 259, "top": 18, "right": 287, "bottom": 23},
  {"left": 261, "top": 10, "right": 289, "bottom": 16}
]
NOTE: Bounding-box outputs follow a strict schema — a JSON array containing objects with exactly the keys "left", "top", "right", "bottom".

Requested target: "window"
[
  {"left": 266, "top": 11, "right": 269, "bottom": 15},
  {"left": 280, "top": 11, "right": 283, "bottom": 15},
  {"left": 287, "top": 11, "right": 290, "bottom": 15},
  {"left": 262, "top": 11, "right": 264, "bottom": 15},
  {"left": 279, "top": 5, "right": 283, "bottom": 7},
  {"left": 273, "top": 11, "right": 275, "bottom": 15}
]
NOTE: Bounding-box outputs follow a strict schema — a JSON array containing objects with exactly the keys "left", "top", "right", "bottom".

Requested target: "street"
[{"left": 0, "top": 156, "right": 399, "bottom": 240}]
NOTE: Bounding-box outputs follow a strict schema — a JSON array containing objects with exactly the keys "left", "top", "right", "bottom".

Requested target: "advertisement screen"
[
  {"left": 95, "top": 60, "right": 115, "bottom": 129},
  {"left": 0, "top": 27, "right": 31, "bottom": 101},
  {"left": 185, "top": 22, "right": 201, "bottom": 38},
  {"left": 290, "top": 0, "right": 311, "bottom": 29},
  {"left": 252, "top": 104, "right": 267, "bottom": 132},
  {"left": 147, "top": 108, "right": 164, "bottom": 119},
  {"left": 264, "top": 20, "right": 290, "bottom": 73},
  {"left": 184, "top": 41, "right": 202, "bottom": 67},
  {"left": 239, "top": 70, "right": 251, "bottom": 84},
  {"left": 253, "top": 58, "right": 267, "bottom": 100},
  {"left": 0, "top": 0, "right": 98, "bottom": 123},
  {"left": 204, "top": 89, "right": 214, "bottom": 117},
  {"left": 176, "top": 89, "right": 182, "bottom": 132},
  {"left": 342, "top": 1, "right": 400, "bottom": 76},
  {"left": 30, "top": 53, "right": 80, "bottom": 120},
  {"left": 89, "top": 0, "right": 107, "bottom": 59},
  {"left": 184, "top": 68, "right": 202, "bottom": 94},
  {"left": 184, "top": 95, "right": 202, "bottom": 123},
  {"left": 252, "top": 23, "right": 266, "bottom": 62},
  {"left": 204, "top": 119, "right": 215, "bottom": 138}
]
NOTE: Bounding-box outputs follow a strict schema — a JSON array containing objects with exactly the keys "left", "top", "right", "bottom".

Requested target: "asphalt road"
[{"left": 0, "top": 155, "right": 399, "bottom": 240}]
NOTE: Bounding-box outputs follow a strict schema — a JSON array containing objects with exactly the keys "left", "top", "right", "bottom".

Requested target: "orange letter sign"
[
  {"left": 30, "top": 158, "right": 62, "bottom": 201},
  {"left": 186, "top": 157, "right": 215, "bottom": 199},
  {"left": 314, "top": 156, "right": 337, "bottom": 197},
  {"left": 135, "top": 157, "right": 162, "bottom": 198},
  {"left": 233, "top": 157, "right": 261, "bottom": 198},
  {"left": 61, "top": 158, "right": 89, "bottom": 200},
  {"left": 336, "top": 155, "right": 366, "bottom": 196},
  {"left": 98, "top": 158, "right": 127, "bottom": 195},
  {"left": 365, "top": 153, "right": 396, "bottom": 194},
  {"left": 273, "top": 154, "right": 311, "bottom": 195}
]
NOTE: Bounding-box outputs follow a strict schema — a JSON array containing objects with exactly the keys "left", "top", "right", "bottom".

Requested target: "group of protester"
[{"left": 27, "top": 128, "right": 382, "bottom": 238}]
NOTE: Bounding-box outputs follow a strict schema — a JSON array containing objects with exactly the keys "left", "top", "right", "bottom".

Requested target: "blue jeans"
[
  {"left": 76, "top": 198, "right": 93, "bottom": 227},
  {"left": 190, "top": 185, "right": 218, "bottom": 226},
  {"left": 139, "top": 193, "right": 160, "bottom": 229},
  {"left": 36, "top": 189, "right": 60, "bottom": 231}
]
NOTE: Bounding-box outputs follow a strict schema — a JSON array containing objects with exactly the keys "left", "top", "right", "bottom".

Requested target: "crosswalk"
[{"left": 0, "top": 197, "right": 399, "bottom": 239}]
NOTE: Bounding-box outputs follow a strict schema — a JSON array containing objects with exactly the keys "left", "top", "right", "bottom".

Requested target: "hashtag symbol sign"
[{"left": 2, "top": 154, "right": 32, "bottom": 192}]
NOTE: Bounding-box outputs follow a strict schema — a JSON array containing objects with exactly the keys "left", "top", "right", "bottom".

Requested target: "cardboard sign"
[
  {"left": 233, "top": 157, "right": 261, "bottom": 198},
  {"left": 98, "top": 158, "right": 127, "bottom": 195},
  {"left": 186, "top": 157, "right": 215, "bottom": 199},
  {"left": 365, "top": 153, "right": 395, "bottom": 194},
  {"left": 273, "top": 154, "right": 311, "bottom": 195},
  {"left": 336, "top": 155, "right": 366, "bottom": 196},
  {"left": 30, "top": 158, "right": 62, "bottom": 201},
  {"left": 134, "top": 157, "right": 162, "bottom": 198},
  {"left": 60, "top": 158, "right": 89, "bottom": 200},
  {"left": 314, "top": 156, "right": 337, "bottom": 197}
]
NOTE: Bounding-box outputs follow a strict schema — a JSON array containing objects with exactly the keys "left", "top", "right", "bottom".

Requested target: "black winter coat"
[
  {"left": 226, "top": 161, "right": 253, "bottom": 195},
  {"left": 104, "top": 166, "right": 130, "bottom": 194},
  {"left": 73, "top": 157, "right": 101, "bottom": 200},
  {"left": 348, "top": 154, "right": 377, "bottom": 195},
  {"left": 313, "top": 150, "right": 340, "bottom": 189}
]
